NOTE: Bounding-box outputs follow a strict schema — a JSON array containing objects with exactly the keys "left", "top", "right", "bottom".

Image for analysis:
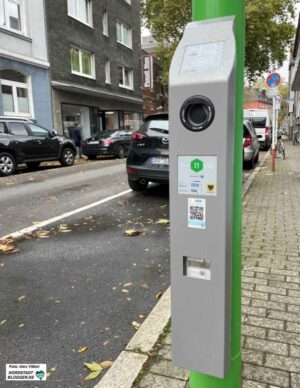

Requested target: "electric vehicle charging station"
[{"left": 169, "top": 17, "right": 236, "bottom": 378}]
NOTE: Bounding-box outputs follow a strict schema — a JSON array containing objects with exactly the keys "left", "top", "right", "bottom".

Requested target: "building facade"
[
  {"left": 142, "top": 35, "right": 168, "bottom": 116},
  {"left": 0, "top": 0, "right": 52, "bottom": 128},
  {"left": 45, "top": 0, "right": 143, "bottom": 139}
]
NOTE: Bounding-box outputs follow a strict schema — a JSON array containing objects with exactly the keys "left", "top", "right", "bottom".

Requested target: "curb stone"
[{"left": 94, "top": 152, "right": 270, "bottom": 388}]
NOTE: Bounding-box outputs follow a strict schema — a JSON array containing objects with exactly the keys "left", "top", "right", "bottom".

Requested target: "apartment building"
[
  {"left": 0, "top": 0, "right": 52, "bottom": 128},
  {"left": 45, "top": 0, "right": 143, "bottom": 139}
]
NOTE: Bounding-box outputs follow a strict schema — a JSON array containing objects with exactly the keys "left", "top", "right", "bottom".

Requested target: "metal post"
[
  {"left": 190, "top": 1, "right": 244, "bottom": 387},
  {"left": 272, "top": 96, "right": 276, "bottom": 171}
]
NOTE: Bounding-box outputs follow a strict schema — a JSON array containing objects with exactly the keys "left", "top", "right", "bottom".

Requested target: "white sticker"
[
  {"left": 6, "top": 364, "right": 47, "bottom": 381},
  {"left": 187, "top": 266, "right": 211, "bottom": 281},
  {"left": 188, "top": 198, "right": 206, "bottom": 229},
  {"left": 181, "top": 42, "right": 225, "bottom": 74},
  {"left": 178, "top": 156, "right": 217, "bottom": 196}
]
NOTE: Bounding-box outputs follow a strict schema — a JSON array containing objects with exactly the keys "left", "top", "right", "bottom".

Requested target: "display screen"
[{"left": 181, "top": 41, "right": 225, "bottom": 74}]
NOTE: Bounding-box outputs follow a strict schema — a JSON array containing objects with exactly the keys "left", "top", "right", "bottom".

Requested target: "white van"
[{"left": 243, "top": 109, "right": 272, "bottom": 150}]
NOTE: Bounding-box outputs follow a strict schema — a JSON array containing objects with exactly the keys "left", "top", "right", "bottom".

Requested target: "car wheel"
[
  {"left": 128, "top": 178, "right": 149, "bottom": 191},
  {"left": 87, "top": 155, "right": 97, "bottom": 160},
  {"left": 116, "top": 145, "right": 126, "bottom": 159},
  {"left": 0, "top": 152, "right": 16, "bottom": 177},
  {"left": 26, "top": 162, "right": 41, "bottom": 170},
  {"left": 60, "top": 147, "right": 75, "bottom": 167},
  {"left": 245, "top": 157, "right": 255, "bottom": 170}
]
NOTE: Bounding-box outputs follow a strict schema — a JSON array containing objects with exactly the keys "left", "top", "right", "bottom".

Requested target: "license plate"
[
  {"left": 88, "top": 141, "right": 99, "bottom": 144},
  {"left": 150, "top": 156, "right": 169, "bottom": 165}
]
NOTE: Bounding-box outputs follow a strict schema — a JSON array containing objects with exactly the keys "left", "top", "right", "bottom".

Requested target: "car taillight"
[
  {"left": 102, "top": 139, "right": 112, "bottom": 146},
  {"left": 243, "top": 135, "right": 252, "bottom": 148},
  {"left": 131, "top": 132, "right": 146, "bottom": 141},
  {"left": 127, "top": 166, "right": 136, "bottom": 175},
  {"left": 265, "top": 127, "right": 270, "bottom": 136}
]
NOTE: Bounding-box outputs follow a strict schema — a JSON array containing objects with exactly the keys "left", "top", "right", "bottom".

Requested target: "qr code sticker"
[
  {"left": 189, "top": 206, "right": 204, "bottom": 221},
  {"left": 188, "top": 198, "right": 206, "bottom": 229}
]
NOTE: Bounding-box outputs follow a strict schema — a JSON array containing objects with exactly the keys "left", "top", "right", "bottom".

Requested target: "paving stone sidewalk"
[{"left": 132, "top": 142, "right": 300, "bottom": 388}]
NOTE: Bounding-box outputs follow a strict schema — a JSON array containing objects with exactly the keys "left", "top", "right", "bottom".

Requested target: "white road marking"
[{"left": 1, "top": 189, "right": 132, "bottom": 240}]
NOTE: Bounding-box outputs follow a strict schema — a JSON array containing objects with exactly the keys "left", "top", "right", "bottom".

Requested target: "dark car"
[
  {"left": 126, "top": 113, "right": 169, "bottom": 191},
  {"left": 0, "top": 117, "right": 76, "bottom": 177},
  {"left": 82, "top": 129, "right": 132, "bottom": 159}
]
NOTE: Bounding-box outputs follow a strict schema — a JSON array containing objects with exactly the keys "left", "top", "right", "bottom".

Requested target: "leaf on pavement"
[
  {"left": 77, "top": 346, "right": 88, "bottom": 353},
  {"left": 17, "top": 295, "right": 26, "bottom": 302},
  {"left": 84, "top": 362, "right": 102, "bottom": 372},
  {"left": 121, "top": 289, "right": 129, "bottom": 293},
  {"left": 35, "top": 230, "right": 50, "bottom": 239},
  {"left": 118, "top": 200, "right": 129, "bottom": 206},
  {"left": 18, "top": 323, "right": 25, "bottom": 328},
  {"left": 156, "top": 219, "right": 170, "bottom": 224},
  {"left": 101, "top": 361, "right": 113, "bottom": 369},
  {"left": 0, "top": 238, "right": 19, "bottom": 254},
  {"left": 139, "top": 314, "right": 146, "bottom": 319},
  {"left": 155, "top": 291, "right": 163, "bottom": 300},
  {"left": 84, "top": 370, "right": 102, "bottom": 380},
  {"left": 141, "top": 283, "right": 149, "bottom": 289},
  {"left": 0, "top": 320, "right": 7, "bottom": 325},
  {"left": 124, "top": 229, "right": 144, "bottom": 237},
  {"left": 131, "top": 321, "right": 141, "bottom": 330},
  {"left": 160, "top": 205, "right": 167, "bottom": 209},
  {"left": 103, "top": 340, "right": 109, "bottom": 346},
  {"left": 123, "top": 282, "right": 132, "bottom": 288}
]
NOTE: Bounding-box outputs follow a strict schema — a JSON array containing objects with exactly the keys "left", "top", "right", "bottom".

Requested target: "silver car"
[{"left": 243, "top": 120, "right": 260, "bottom": 169}]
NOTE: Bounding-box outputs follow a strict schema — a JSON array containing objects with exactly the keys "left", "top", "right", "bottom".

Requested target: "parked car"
[
  {"left": 243, "top": 119, "right": 260, "bottom": 169},
  {"left": 126, "top": 113, "right": 169, "bottom": 191},
  {"left": 244, "top": 109, "right": 272, "bottom": 150},
  {"left": 0, "top": 117, "right": 76, "bottom": 177},
  {"left": 82, "top": 129, "right": 132, "bottom": 159}
]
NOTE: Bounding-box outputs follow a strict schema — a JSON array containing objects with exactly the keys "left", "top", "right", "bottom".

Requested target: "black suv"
[
  {"left": 0, "top": 118, "right": 76, "bottom": 176},
  {"left": 127, "top": 113, "right": 169, "bottom": 191}
]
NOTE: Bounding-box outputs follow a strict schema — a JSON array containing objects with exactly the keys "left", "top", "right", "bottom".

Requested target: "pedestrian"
[{"left": 68, "top": 122, "right": 83, "bottom": 158}]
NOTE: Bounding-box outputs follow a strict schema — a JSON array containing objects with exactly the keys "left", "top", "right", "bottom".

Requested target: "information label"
[
  {"left": 178, "top": 156, "right": 217, "bottom": 196},
  {"left": 181, "top": 42, "right": 224, "bottom": 74},
  {"left": 6, "top": 364, "right": 47, "bottom": 381}
]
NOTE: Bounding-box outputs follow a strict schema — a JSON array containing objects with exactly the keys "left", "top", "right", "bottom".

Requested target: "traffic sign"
[{"left": 266, "top": 72, "right": 281, "bottom": 88}]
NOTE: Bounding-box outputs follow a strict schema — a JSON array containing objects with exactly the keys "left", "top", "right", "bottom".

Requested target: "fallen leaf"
[
  {"left": 123, "top": 283, "right": 132, "bottom": 288},
  {"left": 141, "top": 283, "right": 149, "bottom": 289},
  {"left": 17, "top": 295, "right": 26, "bottom": 302},
  {"left": 160, "top": 205, "right": 167, "bottom": 209},
  {"left": 121, "top": 289, "right": 129, "bottom": 293},
  {"left": 18, "top": 323, "right": 25, "bottom": 328},
  {"left": 84, "top": 370, "right": 102, "bottom": 380},
  {"left": 101, "top": 361, "right": 113, "bottom": 369},
  {"left": 124, "top": 229, "right": 144, "bottom": 237},
  {"left": 84, "top": 362, "right": 102, "bottom": 372},
  {"left": 0, "top": 237, "right": 18, "bottom": 254},
  {"left": 35, "top": 230, "right": 50, "bottom": 239},
  {"left": 139, "top": 315, "right": 146, "bottom": 319},
  {"left": 156, "top": 219, "right": 170, "bottom": 224},
  {"left": 103, "top": 340, "right": 109, "bottom": 346},
  {"left": 77, "top": 346, "right": 88, "bottom": 353},
  {"left": 0, "top": 320, "right": 7, "bottom": 325},
  {"left": 118, "top": 200, "right": 129, "bottom": 206},
  {"left": 132, "top": 321, "right": 141, "bottom": 330},
  {"left": 155, "top": 291, "right": 163, "bottom": 300}
]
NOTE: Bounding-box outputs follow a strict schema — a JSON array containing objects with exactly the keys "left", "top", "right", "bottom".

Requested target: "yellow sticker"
[{"left": 207, "top": 184, "right": 215, "bottom": 193}]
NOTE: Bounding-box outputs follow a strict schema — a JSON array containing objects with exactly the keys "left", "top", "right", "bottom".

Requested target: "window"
[
  {"left": 119, "top": 66, "right": 133, "bottom": 90},
  {"left": 9, "top": 122, "right": 28, "bottom": 136},
  {"left": 28, "top": 124, "right": 49, "bottom": 138},
  {"left": 105, "top": 59, "right": 111, "bottom": 84},
  {"left": 67, "top": 0, "right": 92, "bottom": 26},
  {"left": 70, "top": 47, "right": 95, "bottom": 78},
  {"left": 116, "top": 22, "right": 132, "bottom": 48},
  {"left": 0, "top": 123, "right": 6, "bottom": 133},
  {"left": 0, "top": 0, "right": 24, "bottom": 33},
  {"left": 102, "top": 11, "right": 108, "bottom": 36},
  {"left": 0, "top": 69, "right": 32, "bottom": 116}
]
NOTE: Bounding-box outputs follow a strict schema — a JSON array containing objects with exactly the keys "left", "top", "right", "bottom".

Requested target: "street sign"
[
  {"left": 268, "top": 87, "right": 279, "bottom": 97},
  {"left": 266, "top": 72, "right": 281, "bottom": 88}
]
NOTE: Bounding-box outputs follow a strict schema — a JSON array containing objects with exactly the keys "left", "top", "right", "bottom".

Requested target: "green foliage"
[{"left": 141, "top": 0, "right": 297, "bottom": 86}]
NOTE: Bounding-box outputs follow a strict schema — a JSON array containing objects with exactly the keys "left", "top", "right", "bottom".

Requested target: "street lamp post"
[{"left": 190, "top": 1, "right": 245, "bottom": 388}]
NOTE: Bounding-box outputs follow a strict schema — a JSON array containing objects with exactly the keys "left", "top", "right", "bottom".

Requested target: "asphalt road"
[
  {"left": 0, "top": 173, "right": 170, "bottom": 386},
  {"left": 0, "top": 152, "right": 266, "bottom": 387}
]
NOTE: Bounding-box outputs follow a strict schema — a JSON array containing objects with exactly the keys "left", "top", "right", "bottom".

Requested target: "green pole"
[{"left": 190, "top": 1, "right": 245, "bottom": 388}]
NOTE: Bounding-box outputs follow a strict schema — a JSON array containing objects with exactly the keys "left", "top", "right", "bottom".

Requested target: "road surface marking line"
[{"left": 1, "top": 189, "right": 132, "bottom": 240}]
